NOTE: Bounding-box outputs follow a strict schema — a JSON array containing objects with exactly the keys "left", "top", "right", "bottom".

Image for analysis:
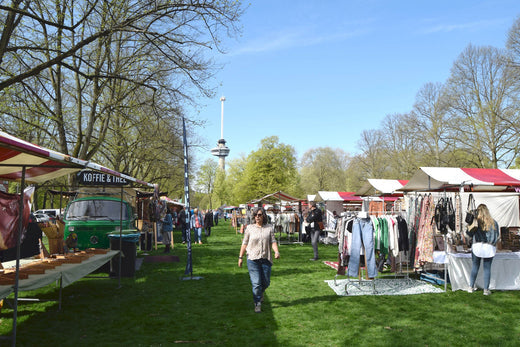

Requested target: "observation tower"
[{"left": 210, "top": 96, "right": 230, "bottom": 170}]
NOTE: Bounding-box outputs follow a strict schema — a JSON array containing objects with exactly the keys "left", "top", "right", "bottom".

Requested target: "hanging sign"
[{"left": 77, "top": 170, "right": 128, "bottom": 186}]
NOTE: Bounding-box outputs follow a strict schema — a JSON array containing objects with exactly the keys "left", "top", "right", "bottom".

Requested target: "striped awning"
[
  {"left": 400, "top": 167, "right": 520, "bottom": 192},
  {"left": 0, "top": 130, "right": 153, "bottom": 186},
  {"left": 317, "top": 191, "right": 364, "bottom": 202},
  {"left": 355, "top": 179, "right": 409, "bottom": 196}
]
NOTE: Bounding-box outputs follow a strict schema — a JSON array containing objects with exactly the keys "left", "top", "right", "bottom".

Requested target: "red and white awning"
[
  {"left": 0, "top": 130, "right": 153, "bottom": 186},
  {"left": 317, "top": 191, "right": 364, "bottom": 202},
  {"left": 400, "top": 167, "right": 520, "bottom": 192},
  {"left": 355, "top": 179, "right": 409, "bottom": 196}
]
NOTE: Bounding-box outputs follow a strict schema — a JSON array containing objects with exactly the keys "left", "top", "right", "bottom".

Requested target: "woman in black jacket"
[{"left": 306, "top": 202, "right": 323, "bottom": 261}]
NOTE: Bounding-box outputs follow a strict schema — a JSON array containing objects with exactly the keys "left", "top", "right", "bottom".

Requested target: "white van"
[{"left": 34, "top": 209, "right": 61, "bottom": 218}]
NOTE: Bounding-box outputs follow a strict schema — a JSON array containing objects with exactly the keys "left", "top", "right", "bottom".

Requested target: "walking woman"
[
  {"left": 238, "top": 206, "right": 280, "bottom": 313},
  {"left": 190, "top": 208, "right": 204, "bottom": 244},
  {"left": 467, "top": 204, "right": 499, "bottom": 295}
]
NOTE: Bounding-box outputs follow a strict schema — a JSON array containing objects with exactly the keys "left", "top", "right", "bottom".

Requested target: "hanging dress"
[{"left": 414, "top": 194, "right": 435, "bottom": 268}]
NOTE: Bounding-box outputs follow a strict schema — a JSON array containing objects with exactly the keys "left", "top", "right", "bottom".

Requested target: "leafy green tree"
[
  {"left": 300, "top": 147, "right": 350, "bottom": 192},
  {"left": 195, "top": 159, "right": 219, "bottom": 209},
  {"left": 213, "top": 168, "right": 230, "bottom": 207},
  {"left": 225, "top": 137, "right": 299, "bottom": 204}
]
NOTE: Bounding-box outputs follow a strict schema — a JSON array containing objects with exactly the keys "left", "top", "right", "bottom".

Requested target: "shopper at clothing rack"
[
  {"left": 466, "top": 204, "right": 499, "bottom": 296},
  {"left": 238, "top": 206, "right": 280, "bottom": 313},
  {"left": 161, "top": 208, "right": 174, "bottom": 253},
  {"left": 305, "top": 201, "right": 323, "bottom": 261},
  {"left": 204, "top": 209, "right": 214, "bottom": 237}
]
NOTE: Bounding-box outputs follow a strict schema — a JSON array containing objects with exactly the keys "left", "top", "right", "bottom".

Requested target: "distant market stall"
[
  {"left": 249, "top": 191, "right": 305, "bottom": 244},
  {"left": 354, "top": 179, "right": 408, "bottom": 215},
  {"left": 314, "top": 191, "right": 364, "bottom": 228}
]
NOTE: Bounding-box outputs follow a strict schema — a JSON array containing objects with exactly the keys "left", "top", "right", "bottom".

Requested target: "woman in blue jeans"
[
  {"left": 190, "top": 208, "right": 204, "bottom": 244},
  {"left": 466, "top": 204, "right": 499, "bottom": 296},
  {"left": 238, "top": 207, "right": 280, "bottom": 313}
]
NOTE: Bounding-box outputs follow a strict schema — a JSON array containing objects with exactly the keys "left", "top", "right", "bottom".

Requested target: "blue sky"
[{"left": 190, "top": 0, "right": 520, "bottom": 165}]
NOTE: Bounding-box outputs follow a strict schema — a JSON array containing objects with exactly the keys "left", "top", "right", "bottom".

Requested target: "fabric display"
[
  {"left": 266, "top": 211, "right": 300, "bottom": 235},
  {"left": 0, "top": 189, "right": 32, "bottom": 250}
]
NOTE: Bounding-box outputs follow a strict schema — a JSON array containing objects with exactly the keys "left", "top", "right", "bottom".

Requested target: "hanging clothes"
[
  {"left": 414, "top": 194, "right": 435, "bottom": 268},
  {"left": 347, "top": 217, "right": 378, "bottom": 278},
  {"left": 396, "top": 215, "right": 409, "bottom": 254},
  {"left": 336, "top": 215, "right": 353, "bottom": 275}
]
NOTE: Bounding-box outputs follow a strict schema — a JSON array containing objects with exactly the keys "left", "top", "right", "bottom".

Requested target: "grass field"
[{"left": 1, "top": 220, "right": 520, "bottom": 346}]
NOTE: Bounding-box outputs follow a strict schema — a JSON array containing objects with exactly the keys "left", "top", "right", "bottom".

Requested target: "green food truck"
[{"left": 63, "top": 196, "right": 135, "bottom": 249}]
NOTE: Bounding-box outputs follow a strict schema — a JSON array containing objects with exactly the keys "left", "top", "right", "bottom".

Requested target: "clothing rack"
[
  {"left": 333, "top": 210, "right": 415, "bottom": 295},
  {"left": 267, "top": 210, "right": 303, "bottom": 245}
]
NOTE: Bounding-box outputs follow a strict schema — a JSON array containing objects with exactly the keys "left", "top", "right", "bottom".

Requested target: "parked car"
[
  {"left": 34, "top": 208, "right": 61, "bottom": 219},
  {"left": 33, "top": 213, "right": 51, "bottom": 223}
]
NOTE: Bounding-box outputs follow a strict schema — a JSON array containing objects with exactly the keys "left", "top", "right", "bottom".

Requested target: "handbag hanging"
[{"left": 465, "top": 194, "right": 476, "bottom": 224}]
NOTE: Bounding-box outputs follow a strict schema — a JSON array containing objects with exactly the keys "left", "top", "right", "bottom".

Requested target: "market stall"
[
  {"left": 250, "top": 191, "right": 304, "bottom": 244},
  {"left": 315, "top": 191, "right": 364, "bottom": 228},
  {"left": 0, "top": 130, "right": 154, "bottom": 345},
  {"left": 399, "top": 167, "right": 520, "bottom": 291}
]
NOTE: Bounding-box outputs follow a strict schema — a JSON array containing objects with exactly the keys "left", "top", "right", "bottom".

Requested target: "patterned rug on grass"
[
  {"left": 325, "top": 277, "right": 444, "bottom": 296},
  {"left": 323, "top": 261, "right": 339, "bottom": 270}
]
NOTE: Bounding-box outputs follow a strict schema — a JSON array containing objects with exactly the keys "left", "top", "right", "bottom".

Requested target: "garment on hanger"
[
  {"left": 414, "top": 194, "right": 435, "bottom": 268},
  {"left": 347, "top": 217, "right": 378, "bottom": 278},
  {"left": 336, "top": 215, "right": 354, "bottom": 275},
  {"left": 396, "top": 215, "right": 409, "bottom": 254}
]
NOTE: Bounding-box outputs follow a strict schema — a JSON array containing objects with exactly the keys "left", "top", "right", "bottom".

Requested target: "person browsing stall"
[
  {"left": 161, "top": 208, "right": 174, "bottom": 253},
  {"left": 238, "top": 207, "right": 280, "bottom": 313},
  {"left": 466, "top": 203, "right": 499, "bottom": 296},
  {"left": 306, "top": 201, "right": 323, "bottom": 261}
]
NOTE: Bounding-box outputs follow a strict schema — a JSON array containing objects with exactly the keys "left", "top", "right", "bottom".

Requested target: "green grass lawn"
[{"left": 2, "top": 220, "right": 520, "bottom": 346}]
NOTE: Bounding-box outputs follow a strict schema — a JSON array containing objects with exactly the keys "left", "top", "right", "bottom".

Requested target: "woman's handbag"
[
  {"left": 317, "top": 221, "right": 325, "bottom": 230},
  {"left": 465, "top": 194, "right": 476, "bottom": 224}
]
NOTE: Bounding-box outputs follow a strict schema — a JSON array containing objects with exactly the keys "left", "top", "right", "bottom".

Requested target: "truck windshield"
[{"left": 65, "top": 200, "right": 128, "bottom": 221}]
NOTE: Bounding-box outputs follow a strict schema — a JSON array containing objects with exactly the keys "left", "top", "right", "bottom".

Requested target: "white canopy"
[
  {"left": 400, "top": 167, "right": 520, "bottom": 192},
  {"left": 356, "top": 179, "right": 409, "bottom": 196}
]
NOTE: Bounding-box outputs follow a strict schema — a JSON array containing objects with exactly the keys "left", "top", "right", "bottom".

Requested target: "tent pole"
[
  {"left": 11, "top": 166, "right": 26, "bottom": 346},
  {"left": 118, "top": 187, "right": 123, "bottom": 288}
]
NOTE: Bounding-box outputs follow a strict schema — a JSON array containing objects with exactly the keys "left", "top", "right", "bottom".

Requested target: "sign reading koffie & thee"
[{"left": 77, "top": 170, "right": 128, "bottom": 186}]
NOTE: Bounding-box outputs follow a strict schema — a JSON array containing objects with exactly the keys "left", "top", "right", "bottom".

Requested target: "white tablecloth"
[
  {"left": 0, "top": 250, "right": 118, "bottom": 299},
  {"left": 447, "top": 251, "right": 520, "bottom": 291}
]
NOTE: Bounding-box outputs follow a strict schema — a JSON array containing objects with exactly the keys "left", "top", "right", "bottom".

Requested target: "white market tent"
[
  {"left": 399, "top": 167, "right": 520, "bottom": 291},
  {"left": 315, "top": 191, "right": 364, "bottom": 228},
  {"left": 399, "top": 167, "right": 520, "bottom": 192},
  {"left": 356, "top": 179, "right": 409, "bottom": 196},
  {"left": 398, "top": 167, "right": 520, "bottom": 227},
  {"left": 0, "top": 130, "right": 154, "bottom": 345}
]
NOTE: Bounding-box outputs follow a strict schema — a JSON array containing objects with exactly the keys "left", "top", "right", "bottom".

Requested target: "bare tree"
[
  {"left": 445, "top": 44, "right": 520, "bottom": 168},
  {"left": 354, "top": 129, "right": 388, "bottom": 179},
  {"left": 0, "top": 0, "right": 244, "bottom": 187},
  {"left": 410, "top": 82, "right": 456, "bottom": 166},
  {"left": 380, "top": 113, "right": 422, "bottom": 179}
]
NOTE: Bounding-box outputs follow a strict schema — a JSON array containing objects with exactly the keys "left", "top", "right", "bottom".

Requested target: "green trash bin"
[{"left": 108, "top": 232, "right": 139, "bottom": 277}]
